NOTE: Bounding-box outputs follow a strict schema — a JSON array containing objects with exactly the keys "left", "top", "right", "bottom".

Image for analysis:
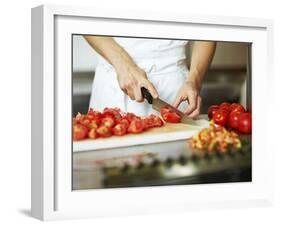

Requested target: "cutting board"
[{"left": 73, "top": 119, "right": 209, "bottom": 152}]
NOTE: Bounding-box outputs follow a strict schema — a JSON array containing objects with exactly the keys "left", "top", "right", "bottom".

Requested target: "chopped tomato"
[
  {"left": 87, "top": 109, "right": 101, "bottom": 124},
  {"left": 116, "top": 117, "right": 130, "bottom": 129},
  {"left": 101, "top": 116, "right": 115, "bottom": 128},
  {"left": 128, "top": 118, "right": 144, "bottom": 134},
  {"left": 73, "top": 124, "right": 88, "bottom": 141},
  {"left": 112, "top": 123, "right": 127, "bottom": 136},
  {"left": 96, "top": 125, "right": 112, "bottom": 137},
  {"left": 150, "top": 115, "right": 164, "bottom": 127},
  {"left": 102, "top": 107, "right": 122, "bottom": 120},
  {"left": 88, "top": 128, "right": 98, "bottom": 139},
  {"left": 124, "top": 112, "right": 139, "bottom": 123}
]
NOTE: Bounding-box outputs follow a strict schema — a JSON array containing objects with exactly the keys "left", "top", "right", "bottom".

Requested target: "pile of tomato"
[
  {"left": 73, "top": 107, "right": 165, "bottom": 141},
  {"left": 208, "top": 102, "right": 252, "bottom": 134}
]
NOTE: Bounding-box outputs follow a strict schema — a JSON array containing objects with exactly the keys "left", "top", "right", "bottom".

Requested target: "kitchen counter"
[{"left": 73, "top": 116, "right": 251, "bottom": 190}]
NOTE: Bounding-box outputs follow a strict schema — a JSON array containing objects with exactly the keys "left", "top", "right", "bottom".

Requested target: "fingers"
[
  {"left": 134, "top": 86, "right": 144, "bottom": 102},
  {"left": 187, "top": 96, "right": 201, "bottom": 118},
  {"left": 173, "top": 94, "right": 185, "bottom": 108},
  {"left": 183, "top": 92, "right": 198, "bottom": 115}
]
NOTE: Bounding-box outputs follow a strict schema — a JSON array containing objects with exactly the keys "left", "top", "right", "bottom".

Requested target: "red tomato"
[
  {"left": 87, "top": 109, "right": 101, "bottom": 124},
  {"left": 116, "top": 117, "right": 130, "bottom": 129},
  {"left": 150, "top": 115, "right": 164, "bottom": 127},
  {"left": 128, "top": 118, "right": 144, "bottom": 134},
  {"left": 160, "top": 106, "right": 181, "bottom": 123},
  {"left": 162, "top": 112, "right": 181, "bottom": 123},
  {"left": 124, "top": 112, "right": 139, "bottom": 123},
  {"left": 229, "top": 103, "right": 246, "bottom": 113},
  {"left": 88, "top": 128, "right": 98, "bottom": 139},
  {"left": 112, "top": 123, "right": 127, "bottom": 136},
  {"left": 213, "top": 109, "right": 229, "bottom": 126},
  {"left": 73, "top": 124, "right": 88, "bottom": 141},
  {"left": 238, "top": 112, "right": 252, "bottom": 134},
  {"left": 219, "top": 102, "right": 231, "bottom": 112},
  {"left": 101, "top": 116, "right": 115, "bottom": 128},
  {"left": 160, "top": 106, "right": 171, "bottom": 116},
  {"left": 102, "top": 107, "right": 122, "bottom": 120},
  {"left": 207, "top": 105, "right": 220, "bottom": 119},
  {"left": 228, "top": 110, "right": 243, "bottom": 129},
  {"left": 96, "top": 125, "right": 112, "bottom": 137}
]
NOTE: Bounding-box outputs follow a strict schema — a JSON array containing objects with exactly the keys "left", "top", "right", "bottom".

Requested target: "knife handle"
[{"left": 141, "top": 87, "right": 153, "bottom": 104}]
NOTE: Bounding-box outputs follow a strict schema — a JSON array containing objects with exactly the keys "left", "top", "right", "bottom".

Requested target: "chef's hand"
[
  {"left": 173, "top": 80, "right": 202, "bottom": 118},
  {"left": 116, "top": 64, "right": 159, "bottom": 102}
]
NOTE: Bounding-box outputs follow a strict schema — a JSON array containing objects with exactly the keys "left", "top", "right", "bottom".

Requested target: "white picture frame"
[{"left": 31, "top": 4, "right": 274, "bottom": 221}]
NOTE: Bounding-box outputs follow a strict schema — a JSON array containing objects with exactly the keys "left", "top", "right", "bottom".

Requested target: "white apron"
[{"left": 89, "top": 38, "right": 189, "bottom": 116}]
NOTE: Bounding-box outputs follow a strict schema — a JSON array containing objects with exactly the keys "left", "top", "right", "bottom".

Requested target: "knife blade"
[{"left": 141, "top": 87, "right": 201, "bottom": 126}]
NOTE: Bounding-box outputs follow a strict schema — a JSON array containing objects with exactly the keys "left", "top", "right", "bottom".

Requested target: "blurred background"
[{"left": 72, "top": 35, "right": 249, "bottom": 115}]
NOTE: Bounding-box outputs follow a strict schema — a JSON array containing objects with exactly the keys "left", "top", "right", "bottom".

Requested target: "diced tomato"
[
  {"left": 116, "top": 117, "right": 130, "bottom": 129},
  {"left": 73, "top": 124, "right": 88, "bottom": 141},
  {"left": 124, "top": 112, "right": 139, "bottom": 123},
  {"left": 96, "top": 125, "right": 112, "bottom": 137},
  {"left": 87, "top": 108, "right": 101, "bottom": 124},
  {"left": 142, "top": 116, "right": 154, "bottom": 129},
  {"left": 88, "top": 120, "right": 98, "bottom": 130},
  {"left": 128, "top": 118, "right": 144, "bottom": 134},
  {"left": 112, "top": 123, "right": 127, "bottom": 136},
  {"left": 102, "top": 107, "right": 122, "bottom": 120},
  {"left": 88, "top": 128, "right": 98, "bottom": 139},
  {"left": 101, "top": 116, "right": 115, "bottom": 128},
  {"left": 150, "top": 115, "right": 164, "bottom": 127}
]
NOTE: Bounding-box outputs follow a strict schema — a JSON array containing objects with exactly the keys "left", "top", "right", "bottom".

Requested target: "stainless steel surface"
[{"left": 152, "top": 98, "right": 199, "bottom": 126}]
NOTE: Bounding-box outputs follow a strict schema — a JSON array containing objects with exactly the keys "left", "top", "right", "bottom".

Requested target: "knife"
[{"left": 141, "top": 87, "right": 203, "bottom": 126}]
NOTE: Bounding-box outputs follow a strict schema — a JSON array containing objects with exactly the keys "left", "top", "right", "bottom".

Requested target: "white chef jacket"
[{"left": 89, "top": 37, "right": 189, "bottom": 116}]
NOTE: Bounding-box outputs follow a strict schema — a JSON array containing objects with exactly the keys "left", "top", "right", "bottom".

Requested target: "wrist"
[{"left": 185, "top": 71, "right": 202, "bottom": 90}]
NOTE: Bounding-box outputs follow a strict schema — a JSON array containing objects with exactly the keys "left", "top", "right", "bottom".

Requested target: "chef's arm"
[
  {"left": 173, "top": 41, "right": 216, "bottom": 117},
  {"left": 188, "top": 41, "right": 216, "bottom": 89},
  {"left": 84, "top": 36, "right": 158, "bottom": 101}
]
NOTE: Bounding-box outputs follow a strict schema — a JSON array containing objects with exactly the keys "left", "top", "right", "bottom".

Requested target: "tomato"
[
  {"left": 238, "top": 112, "right": 252, "bottom": 134},
  {"left": 128, "top": 118, "right": 144, "bottom": 134},
  {"left": 112, "top": 123, "right": 127, "bottom": 136},
  {"left": 219, "top": 102, "right": 231, "bottom": 112},
  {"left": 88, "top": 128, "right": 98, "bottom": 139},
  {"left": 101, "top": 116, "right": 115, "bottom": 128},
  {"left": 96, "top": 125, "right": 112, "bottom": 137},
  {"left": 207, "top": 105, "right": 220, "bottom": 119},
  {"left": 160, "top": 106, "right": 171, "bottom": 116},
  {"left": 150, "top": 115, "right": 164, "bottom": 127},
  {"left": 102, "top": 107, "right": 122, "bottom": 120},
  {"left": 88, "top": 120, "right": 98, "bottom": 130},
  {"left": 116, "top": 117, "right": 130, "bottom": 129},
  {"left": 73, "top": 124, "right": 88, "bottom": 141},
  {"left": 87, "top": 109, "right": 102, "bottom": 124},
  {"left": 229, "top": 103, "right": 246, "bottom": 113},
  {"left": 162, "top": 112, "right": 181, "bottom": 123},
  {"left": 124, "top": 112, "right": 139, "bottom": 123},
  {"left": 213, "top": 109, "right": 229, "bottom": 126},
  {"left": 228, "top": 110, "right": 243, "bottom": 129},
  {"left": 160, "top": 106, "right": 181, "bottom": 123}
]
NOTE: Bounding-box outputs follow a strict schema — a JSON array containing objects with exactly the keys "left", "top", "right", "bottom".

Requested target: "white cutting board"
[{"left": 73, "top": 119, "right": 209, "bottom": 152}]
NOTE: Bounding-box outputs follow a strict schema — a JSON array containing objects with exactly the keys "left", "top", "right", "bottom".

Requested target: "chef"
[{"left": 84, "top": 36, "right": 216, "bottom": 117}]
